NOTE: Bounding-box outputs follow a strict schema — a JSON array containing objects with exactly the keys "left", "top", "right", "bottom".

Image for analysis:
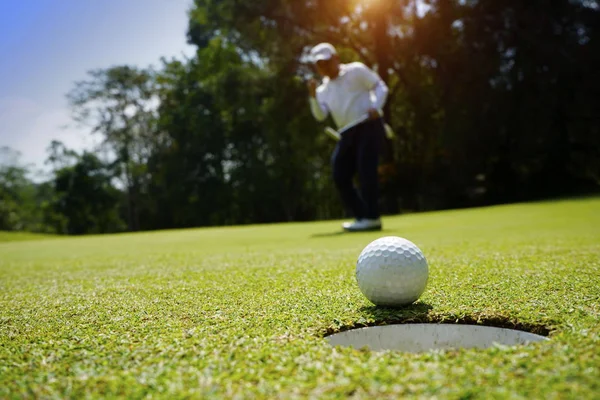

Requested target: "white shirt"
[{"left": 309, "top": 62, "right": 389, "bottom": 132}]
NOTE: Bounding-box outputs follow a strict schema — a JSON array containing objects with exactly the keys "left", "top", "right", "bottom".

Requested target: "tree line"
[{"left": 2, "top": 0, "right": 599, "bottom": 234}]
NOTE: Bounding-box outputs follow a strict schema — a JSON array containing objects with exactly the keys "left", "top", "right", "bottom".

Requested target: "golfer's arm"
[
  {"left": 309, "top": 97, "right": 329, "bottom": 121},
  {"left": 371, "top": 80, "right": 389, "bottom": 111}
]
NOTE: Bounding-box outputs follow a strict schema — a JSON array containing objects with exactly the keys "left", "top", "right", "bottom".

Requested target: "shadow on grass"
[
  {"left": 323, "top": 302, "right": 434, "bottom": 336},
  {"left": 323, "top": 302, "right": 554, "bottom": 337},
  {"left": 310, "top": 229, "right": 395, "bottom": 238},
  {"left": 360, "top": 302, "right": 434, "bottom": 320}
]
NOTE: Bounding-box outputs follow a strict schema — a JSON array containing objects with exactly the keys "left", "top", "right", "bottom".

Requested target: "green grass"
[
  {"left": 0, "top": 231, "right": 58, "bottom": 243},
  {"left": 1, "top": 198, "right": 599, "bottom": 398}
]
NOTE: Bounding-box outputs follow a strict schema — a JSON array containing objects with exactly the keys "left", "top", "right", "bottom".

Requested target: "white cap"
[{"left": 310, "top": 43, "right": 337, "bottom": 63}]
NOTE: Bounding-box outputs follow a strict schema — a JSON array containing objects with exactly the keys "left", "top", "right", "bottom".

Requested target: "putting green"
[{"left": 1, "top": 198, "right": 599, "bottom": 398}]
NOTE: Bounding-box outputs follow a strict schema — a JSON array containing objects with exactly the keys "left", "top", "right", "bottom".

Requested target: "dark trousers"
[{"left": 332, "top": 118, "right": 385, "bottom": 220}]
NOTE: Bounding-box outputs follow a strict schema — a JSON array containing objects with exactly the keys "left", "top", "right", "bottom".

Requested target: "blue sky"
[{"left": 0, "top": 0, "right": 194, "bottom": 176}]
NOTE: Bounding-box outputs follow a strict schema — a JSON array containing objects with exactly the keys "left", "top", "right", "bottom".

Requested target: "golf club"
[{"left": 324, "top": 121, "right": 396, "bottom": 142}]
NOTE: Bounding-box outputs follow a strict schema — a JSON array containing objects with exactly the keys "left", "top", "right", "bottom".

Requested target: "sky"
[{"left": 0, "top": 0, "right": 195, "bottom": 178}]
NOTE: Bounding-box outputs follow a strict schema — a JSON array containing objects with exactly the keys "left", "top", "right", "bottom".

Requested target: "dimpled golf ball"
[{"left": 356, "top": 236, "right": 428, "bottom": 306}]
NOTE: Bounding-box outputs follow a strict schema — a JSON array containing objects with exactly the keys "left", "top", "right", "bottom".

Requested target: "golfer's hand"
[
  {"left": 368, "top": 108, "right": 381, "bottom": 120},
  {"left": 307, "top": 79, "right": 318, "bottom": 98}
]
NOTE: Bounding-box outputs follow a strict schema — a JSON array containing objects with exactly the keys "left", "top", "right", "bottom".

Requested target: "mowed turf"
[
  {"left": 1, "top": 198, "right": 599, "bottom": 398},
  {"left": 0, "top": 231, "right": 57, "bottom": 243}
]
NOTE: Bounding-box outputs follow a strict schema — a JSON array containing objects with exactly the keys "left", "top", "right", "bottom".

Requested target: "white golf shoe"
[{"left": 342, "top": 218, "right": 382, "bottom": 232}]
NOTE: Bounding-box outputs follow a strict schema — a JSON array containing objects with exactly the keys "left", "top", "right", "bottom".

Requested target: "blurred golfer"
[{"left": 307, "top": 43, "right": 389, "bottom": 232}]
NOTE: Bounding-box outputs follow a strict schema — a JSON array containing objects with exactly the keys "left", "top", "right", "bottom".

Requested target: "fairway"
[{"left": 1, "top": 198, "right": 599, "bottom": 398}]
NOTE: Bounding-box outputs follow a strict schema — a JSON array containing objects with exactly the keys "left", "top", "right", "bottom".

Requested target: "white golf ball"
[{"left": 356, "top": 236, "right": 428, "bottom": 306}]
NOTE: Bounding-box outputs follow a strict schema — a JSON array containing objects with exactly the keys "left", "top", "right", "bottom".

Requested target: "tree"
[
  {"left": 185, "top": 0, "right": 600, "bottom": 209},
  {"left": 0, "top": 147, "right": 48, "bottom": 231},
  {"left": 50, "top": 0, "right": 599, "bottom": 233},
  {"left": 152, "top": 37, "right": 337, "bottom": 228},
  {"left": 0, "top": 147, "right": 29, "bottom": 231},
  {"left": 149, "top": 55, "right": 230, "bottom": 228},
  {"left": 67, "top": 66, "right": 160, "bottom": 231},
  {"left": 48, "top": 149, "right": 125, "bottom": 235}
]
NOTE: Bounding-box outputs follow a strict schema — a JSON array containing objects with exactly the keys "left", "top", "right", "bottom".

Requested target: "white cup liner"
[{"left": 326, "top": 323, "right": 548, "bottom": 352}]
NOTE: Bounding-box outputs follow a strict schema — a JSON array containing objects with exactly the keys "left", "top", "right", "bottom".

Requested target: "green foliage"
[
  {"left": 67, "top": 66, "right": 160, "bottom": 231},
  {"left": 1, "top": 198, "right": 599, "bottom": 397},
  {"left": 0, "top": 143, "right": 126, "bottom": 236},
  {"left": 185, "top": 0, "right": 600, "bottom": 212},
  {"left": 0, "top": 147, "right": 48, "bottom": 232},
  {"left": 151, "top": 37, "right": 338, "bottom": 228},
  {"left": 6, "top": 0, "right": 595, "bottom": 235},
  {"left": 0, "top": 164, "right": 28, "bottom": 231},
  {"left": 48, "top": 151, "right": 125, "bottom": 235}
]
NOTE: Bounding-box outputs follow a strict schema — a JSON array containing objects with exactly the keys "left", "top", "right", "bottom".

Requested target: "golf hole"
[{"left": 326, "top": 324, "right": 549, "bottom": 353}]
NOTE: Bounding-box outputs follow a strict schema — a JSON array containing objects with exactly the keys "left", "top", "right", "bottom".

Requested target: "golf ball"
[{"left": 356, "top": 236, "right": 428, "bottom": 306}]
